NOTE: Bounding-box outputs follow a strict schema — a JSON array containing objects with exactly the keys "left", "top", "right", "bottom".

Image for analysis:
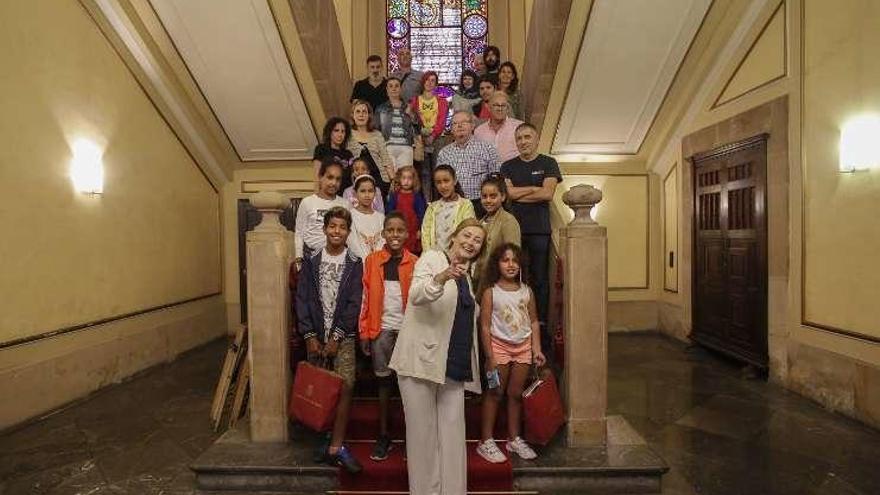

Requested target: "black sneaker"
[
  {"left": 370, "top": 434, "right": 393, "bottom": 461},
  {"left": 313, "top": 433, "right": 331, "bottom": 463},
  {"left": 329, "top": 444, "right": 362, "bottom": 474}
]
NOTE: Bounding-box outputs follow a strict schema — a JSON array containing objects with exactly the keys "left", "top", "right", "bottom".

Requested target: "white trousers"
[
  {"left": 398, "top": 375, "right": 467, "bottom": 495},
  {"left": 387, "top": 143, "right": 414, "bottom": 170}
]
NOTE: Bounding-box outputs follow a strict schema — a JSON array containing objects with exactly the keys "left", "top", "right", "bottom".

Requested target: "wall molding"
[{"left": 0, "top": 292, "right": 221, "bottom": 350}]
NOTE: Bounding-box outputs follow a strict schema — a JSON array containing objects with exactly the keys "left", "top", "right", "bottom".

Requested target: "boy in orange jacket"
[{"left": 359, "top": 211, "right": 418, "bottom": 461}]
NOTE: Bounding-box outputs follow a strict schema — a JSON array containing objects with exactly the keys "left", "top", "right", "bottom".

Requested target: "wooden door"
[
  {"left": 237, "top": 198, "right": 300, "bottom": 323},
  {"left": 692, "top": 134, "right": 768, "bottom": 367}
]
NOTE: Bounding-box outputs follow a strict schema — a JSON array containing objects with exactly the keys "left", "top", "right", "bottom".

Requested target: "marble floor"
[{"left": 2, "top": 334, "right": 878, "bottom": 495}]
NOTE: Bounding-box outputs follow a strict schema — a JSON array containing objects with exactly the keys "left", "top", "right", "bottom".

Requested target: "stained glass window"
[{"left": 386, "top": 0, "right": 489, "bottom": 86}]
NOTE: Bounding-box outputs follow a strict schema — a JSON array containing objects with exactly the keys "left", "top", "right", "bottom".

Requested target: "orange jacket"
[{"left": 359, "top": 248, "right": 418, "bottom": 340}]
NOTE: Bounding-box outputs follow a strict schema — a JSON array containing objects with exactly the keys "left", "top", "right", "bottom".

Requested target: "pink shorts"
[{"left": 491, "top": 336, "right": 532, "bottom": 365}]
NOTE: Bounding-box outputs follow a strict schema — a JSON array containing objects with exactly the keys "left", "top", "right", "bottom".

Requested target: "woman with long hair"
[
  {"left": 497, "top": 61, "right": 522, "bottom": 120},
  {"left": 410, "top": 71, "right": 449, "bottom": 201},
  {"left": 312, "top": 117, "right": 353, "bottom": 193}
]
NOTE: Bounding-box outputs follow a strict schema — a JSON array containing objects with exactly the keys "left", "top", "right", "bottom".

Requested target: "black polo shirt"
[{"left": 501, "top": 154, "right": 562, "bottom": 235}]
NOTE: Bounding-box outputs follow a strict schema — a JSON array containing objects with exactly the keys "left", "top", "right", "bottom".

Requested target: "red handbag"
[
  {"left": 522, "top": 371, "right": 566, "bottom": 446},
  {"left": 288, "top": 360, "right": 343, "bottom": 432}
]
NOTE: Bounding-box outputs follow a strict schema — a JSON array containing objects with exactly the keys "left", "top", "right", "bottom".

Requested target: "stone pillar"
[
  {"left": 561, "top": 184, "right": 608, "bottom": 447},
  {"left": 246, "top": 192, "right": 294, "bottom": 442}
]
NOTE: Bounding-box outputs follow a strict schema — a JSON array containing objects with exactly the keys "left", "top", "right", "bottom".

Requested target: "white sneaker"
[
  {"left": 506, "top": 436, "right": 537, "bottom": 460},
  {"left": 476, "top": 439, "right": 508, "bottom": 463}
]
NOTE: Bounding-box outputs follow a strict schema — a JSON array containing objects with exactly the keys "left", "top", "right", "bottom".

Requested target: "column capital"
[
  {"left": 249, "top": 191, "right": 287, "bottom": 232},
  {"left": 562, "top": 184, "right": 603, "bottom": 226}
]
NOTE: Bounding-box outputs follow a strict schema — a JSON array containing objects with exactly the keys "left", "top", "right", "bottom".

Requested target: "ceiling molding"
[
  {"left": 83, "top": 0, "right": 230, "bottom": 187},
  {"left": 149, "top": 0, "right": 317, "bottom": 162},
  {"left": 552, "top": 0, "right": 712, "bottom": 155}
]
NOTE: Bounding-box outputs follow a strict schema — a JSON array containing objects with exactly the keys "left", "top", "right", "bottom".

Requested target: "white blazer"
[{"left": 389, "top": 249, "right": 482, "bottom": 394}]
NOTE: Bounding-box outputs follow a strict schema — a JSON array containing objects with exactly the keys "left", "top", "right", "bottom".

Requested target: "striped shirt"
[{"left": 436, "top": 137, "right": 500, "bottom": 200}]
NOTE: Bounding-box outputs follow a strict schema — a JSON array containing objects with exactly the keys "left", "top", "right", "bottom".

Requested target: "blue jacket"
[
  {"left": 386, "top": 190, "right": 427, "bottom": 222},
  {"left": 295, "top": 249, "right": 363, "bottom": 342}
]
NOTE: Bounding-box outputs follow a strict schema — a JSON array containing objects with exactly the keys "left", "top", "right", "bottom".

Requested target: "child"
[
  {"left": 474, "top": 173, "right": 521, "bottom": 292},
  {"left": 296, "top": 206, "right": 364, "bottom": 474},
  {"left": 386, "top": 165, "right": 426, "bottom": 254},
  {"left": 476, "top": 243, "right": 546, "bottom": 464},
  {"left": 295, "top": 158, "right": 349, "bottom": 262},
  {"left": 343, "top": 158, "right": 385, "bottom": 213},
  {"left": 347, "top": 174, "right": 386, "bottom": 260},
  {"left": 358, "top": 212, "right": 418, "bottom": 461},
  {"left": 420, "top": 164, "right": 475, "bottom": 252}
]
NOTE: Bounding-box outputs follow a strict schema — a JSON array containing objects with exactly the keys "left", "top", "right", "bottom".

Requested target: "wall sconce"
[
  {"left": 70, "top": 139, "right": 104, "bottom": 195},
  {"left": 840, "top": 114, "right": 880, "bottom": 173}
]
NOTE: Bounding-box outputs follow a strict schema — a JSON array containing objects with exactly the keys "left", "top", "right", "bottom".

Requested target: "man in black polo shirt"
[
  {"left": 350, "top": 55, "right": 388, "bottom": 112},
  {"left": 501, "top": 122, "right": 562, "bottom": 364}
]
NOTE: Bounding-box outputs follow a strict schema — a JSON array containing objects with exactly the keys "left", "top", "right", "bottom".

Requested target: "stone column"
[
  {"left": 246, "top": 192, "right": 294, "bottom": 442},
  {"left": 561, "top": 184, "right": 608, "bottom": 446}
]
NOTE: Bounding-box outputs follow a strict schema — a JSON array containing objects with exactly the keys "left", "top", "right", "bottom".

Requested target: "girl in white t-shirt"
[
  {"left": 477, "top": 242, "right": 546, "bottom": 464},
  {"left": 347, "top": 174, "right": 385, "bottom": 259}
]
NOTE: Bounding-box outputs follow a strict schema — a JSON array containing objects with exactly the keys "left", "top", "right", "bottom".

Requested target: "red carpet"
[{"left": 338, "top": 399, "right": 514, "bottom": 492}]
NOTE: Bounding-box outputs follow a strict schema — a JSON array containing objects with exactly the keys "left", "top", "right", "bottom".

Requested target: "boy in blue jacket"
[{"left": 296, "top": 206, "right": 364, "bottom": 474}]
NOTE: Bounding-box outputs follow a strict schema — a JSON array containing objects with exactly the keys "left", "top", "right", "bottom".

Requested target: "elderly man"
[
  {"left": 501, "top": 122, "right": 562, "bottom": 364},
  {"left": 436, "top": 110, "right": 499, "bottom": 216},
  {"left": 390, "top": 48, "right": 424, "bottom": 104},
  {"left": 474, "top": 92, "right": 523, "bottom": 164}
]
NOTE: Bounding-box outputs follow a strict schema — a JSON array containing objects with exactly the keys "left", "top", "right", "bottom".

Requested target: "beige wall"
[
  {"left": 649, "top": 0, "right": 879, "bottom": 428},
  {"left": 0, "top": 0, "right": 225, "bottom": 428}
]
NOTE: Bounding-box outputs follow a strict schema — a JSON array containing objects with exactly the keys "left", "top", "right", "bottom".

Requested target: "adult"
[
  {"left": 375, "top": 77, "right": 417, "bottom": 171},
  {"left": 501, "top": 123, "right": 562, "bottom": 364},
  {"left": 474, "top": 92, "right": 524, "bottom": 164},
  {"left": 410, "top": 71, "right": 449, "bottom": 200},
  {"left": 437, "top": 111, "right": 499, "bottom": 216},
  {"left": 347, "top": 99, "right": 394, "bottom": 201},
  {"left": 390, "top": 48, "right": 424, "bottom": 105},
  {"left": 350, "top": 55, "right": 388, "bottom": 113},
  {"left": 483, "top": 45, "right": 501, "bottom": 80},
  {"left": 473, "top": 50, "right": 487, "bottom": 78},
  {"left": 312, "top": 117, "right": 354, "bottom": 193},
  {"left": 473, "top": 78, "right": 496, "bottom": 123},
  {"left": 452, "top": 69, "right": 481, "bottom": 114},
  {"left": 389, "top": 219, "right": 487, "bottom": 495},
  {"left": 497, "top": 61, "right": 522, "bottom": 119}
]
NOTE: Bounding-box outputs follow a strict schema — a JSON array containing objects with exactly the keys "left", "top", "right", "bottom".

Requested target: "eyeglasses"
[{"left": 490, "top": 103, "right": 508, "bottom": 109}]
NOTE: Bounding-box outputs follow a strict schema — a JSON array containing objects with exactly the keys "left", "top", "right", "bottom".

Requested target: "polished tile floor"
[{"left": 2, "top": 334, "right": 878, "bottom": 494}]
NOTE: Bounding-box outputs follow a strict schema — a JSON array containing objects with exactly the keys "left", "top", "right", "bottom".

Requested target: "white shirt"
[
  {"left": 347, "top": 209, "right": 385, "bottom": 260},
  {"left": 294, "top": 194, "right": 348, "bottom": 258},
  {"left": 490, "top": 284, "right": 532, "bottom": 343},
  {"left": 381, "top": 280, "right": 404, "bottom": 330},
  {"left": 319, "top": 248, "right": 347, "bottom": 334}
]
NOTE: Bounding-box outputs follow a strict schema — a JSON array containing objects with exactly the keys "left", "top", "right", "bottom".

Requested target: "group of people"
[{"left": 294, "top": 46, "right": 560, "bottom": 494}]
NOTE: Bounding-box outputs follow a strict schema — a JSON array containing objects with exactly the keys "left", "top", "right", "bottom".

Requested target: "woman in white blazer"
[{"left": 389, "top": 218, "right": 487, "bottom": 495}]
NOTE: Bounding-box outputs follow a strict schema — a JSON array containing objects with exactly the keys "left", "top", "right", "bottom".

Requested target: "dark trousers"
[{"left": 521, "top": 234, "right": 552, "bottom": 361}]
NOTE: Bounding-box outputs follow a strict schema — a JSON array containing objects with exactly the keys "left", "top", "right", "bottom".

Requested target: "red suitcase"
[
  {"left": 288, "top": 361, "right": 343, "bottom": 432},
  {"left": 522, "top": 372, "right": 565, "bottom": 446}
]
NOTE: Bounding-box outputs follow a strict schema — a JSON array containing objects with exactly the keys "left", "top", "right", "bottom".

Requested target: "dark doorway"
[
  {"left": 691, "top": 134, "right": 768, "bottom": 368},
  {"left": 237, "top": 197, "right": 300, "bottom": 323}
]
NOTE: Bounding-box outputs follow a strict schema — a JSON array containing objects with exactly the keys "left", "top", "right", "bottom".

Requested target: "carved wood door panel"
[{"left": 692, "top": 135, "right": 768, "bottom": 367}]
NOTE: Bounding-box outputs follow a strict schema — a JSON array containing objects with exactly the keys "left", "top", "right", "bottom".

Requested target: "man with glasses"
[
  {"left": 437, "top": 111, "right": 499, "bottom": 216},
  {"left": 474, "top": 92, "right": 523, "bottom": 164}
]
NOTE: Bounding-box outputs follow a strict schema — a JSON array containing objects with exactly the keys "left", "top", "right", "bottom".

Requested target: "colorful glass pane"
[
  {"left": 387, "top": 0, "right": 487, "bottom": 86},
  {"left": 387, "top": 18, "right": 409, "bottom": 39},
  {"left": 462, "top": 14, "right": 487, "bottom": 39},
  {"left": 388, "top": 0, "right": 407, "bottom": 18},
  {"left": 410, "top": 0, "right": 440, "bottom": 27}
]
